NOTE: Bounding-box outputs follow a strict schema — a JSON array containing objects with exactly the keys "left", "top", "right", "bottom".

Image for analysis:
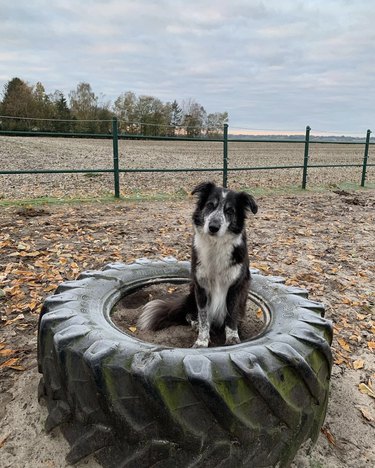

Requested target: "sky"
[{"left": 0, "top": 0, "right": 374, "bottom": 135}]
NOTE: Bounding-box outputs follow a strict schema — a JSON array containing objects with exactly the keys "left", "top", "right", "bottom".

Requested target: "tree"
[
  {"left": 33, "top": 82, "right": 47, "bottom": 103},
  {"left": 0, "top": 79, "right": 229, "bottom": 135},
  {"left": 114, "top": 94, "right": 179, "bottom": 136},
  {"left": 182, "top": 98, "right": 207, "bottom": 137},
  {"left": 32, "top": 82, "right": 55, "bottom": 130},
  {"left": 69, "top": 82, "right": 99, "bottom": 132},
  {"left": 49, "top": 90, "right": 72, "bottom": 132},
  {"left": 0, "top": 77, "right": 35, "bottom": 130},
  {"left": 135, "top": 95, "right": 155, "bottom": 135},
  {"left": 206, "top": 112, "right": 228, "bottom": 138},
  {"left": 96, "top": 105, "right": 113, "bottom": 134},
  {"left": 113, "top": 91, "right": 137, "bottom": 133},
  {"left": 169, "top": 100, "right": 183, "bottom": 136},
  {"left": 134, "top": 95, "right": 170, "bottom": 136}
]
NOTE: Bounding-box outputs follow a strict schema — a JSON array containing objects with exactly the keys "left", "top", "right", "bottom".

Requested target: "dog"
[{"left": 137, "top": 181, "right": 258, "bottom": 347}]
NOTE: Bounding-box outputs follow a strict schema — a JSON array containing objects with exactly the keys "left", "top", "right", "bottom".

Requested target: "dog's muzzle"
[{"left": 208, "top": 220, "right": 221, "bottom": 234}]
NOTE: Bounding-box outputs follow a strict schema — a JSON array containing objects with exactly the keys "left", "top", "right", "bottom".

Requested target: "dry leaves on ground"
[{"left": 0, "top": 190, "right": 374, "bottom": 386}]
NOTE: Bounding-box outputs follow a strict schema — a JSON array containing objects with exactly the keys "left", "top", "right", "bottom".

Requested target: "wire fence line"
[
  {"left": 0, "top": 114, "right": 205, "bottom": 129},
  {"left": 1, "top": 114, "right": 373, "bottom": 136},
  {"left": 0, "top": 117, "right": 373, "bottom": 198}
]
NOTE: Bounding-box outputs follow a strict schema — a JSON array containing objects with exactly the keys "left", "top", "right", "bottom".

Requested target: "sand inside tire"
[{"left": 111, "top": 282, "right": 266, "bottom": 348}]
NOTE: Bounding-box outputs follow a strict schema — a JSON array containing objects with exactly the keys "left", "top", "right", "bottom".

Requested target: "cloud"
[{"left": 0, "top": 0, "right": 374, "bottom": 132}]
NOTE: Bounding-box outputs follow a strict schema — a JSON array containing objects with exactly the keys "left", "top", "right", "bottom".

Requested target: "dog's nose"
[{"left": 209, "top": 223, "right": 220, "bottom": 233}]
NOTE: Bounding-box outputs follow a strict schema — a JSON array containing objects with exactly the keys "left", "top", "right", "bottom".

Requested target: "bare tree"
[
  {"left": 69, "top": 82, "right": 99, "bottom": 132},
  {"left": 182, "top": 98, "right": 207, "bottom": 137}
]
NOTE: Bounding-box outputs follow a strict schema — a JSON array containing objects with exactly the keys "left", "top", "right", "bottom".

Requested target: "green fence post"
[
  {"left": 223, "top": 123, "right": 228, "bottom": 188},
  {"left": 112, "top": 117, "right": 120, "bottom": 198},
  {"left": 361, "top": 129, "right": 371, "bottom": 187},
  {"left": 302, "top": 125, "right": 311, "bottom": 189}
]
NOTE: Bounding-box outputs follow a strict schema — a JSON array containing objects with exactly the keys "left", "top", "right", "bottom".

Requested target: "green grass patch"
[
  {"left": 237, "top": 182, "right": 375, "bottom": 197},
  {"left": 83, "top": 172, "right": 103, "bottom": 178},
  {"left": 0, "top": 195, "right": 117, "bottom": 207},
  {"left": 0, "top": 182, "right": 374, "bottom": 207},
  {"left": 333, "top": 181, "right": 375, "bottom": 191},
  {"left": 242, "top": 185, "right": 305, "bottom": 197}
]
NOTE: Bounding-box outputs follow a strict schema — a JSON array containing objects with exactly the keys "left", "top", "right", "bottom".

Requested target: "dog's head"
[{"left": 192, "top": 182, "right": 258, "bottom": 236}]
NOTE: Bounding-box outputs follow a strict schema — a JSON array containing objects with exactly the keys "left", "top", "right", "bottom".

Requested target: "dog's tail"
[{"left": 137, "top": 291, "right": 196, "bottom": 331}]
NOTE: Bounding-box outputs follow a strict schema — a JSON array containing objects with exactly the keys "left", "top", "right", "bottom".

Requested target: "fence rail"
[{"left": 0, "top": 118, "right": 373, "bottom": 198}]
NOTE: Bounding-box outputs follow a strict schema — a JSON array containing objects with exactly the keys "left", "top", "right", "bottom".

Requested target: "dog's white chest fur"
[{"left": 194, "top": 231, "right": 242, "bottom": 326}]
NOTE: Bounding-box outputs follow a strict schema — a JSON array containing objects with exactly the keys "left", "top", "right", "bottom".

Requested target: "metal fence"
[{"left": 0, "top": 117, "right": 373, "bottom": 198}]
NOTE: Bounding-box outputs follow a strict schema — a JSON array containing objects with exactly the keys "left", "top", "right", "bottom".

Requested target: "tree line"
[{"left": 0, "top": 78, "right": 228, "bottom": 138}]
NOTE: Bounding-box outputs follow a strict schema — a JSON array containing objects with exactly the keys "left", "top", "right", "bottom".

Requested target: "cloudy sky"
[{"left": 0, "top": 0, "right": 374, "bottom": 134}]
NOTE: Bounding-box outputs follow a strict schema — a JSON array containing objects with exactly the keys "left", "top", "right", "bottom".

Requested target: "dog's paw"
[
  {"left": 225, "top": 326, "right": 240, "bottom": 346},
  {"left": 192, "top": 339, "right": 209, "bottom": 348},
  {"left": 225, "top": 336, "right": 241, "bottom": 346}
]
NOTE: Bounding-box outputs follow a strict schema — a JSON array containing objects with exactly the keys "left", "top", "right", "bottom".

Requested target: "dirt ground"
[
  {"left": 1, "top": 189, "right": 374, "bottom": 467},
  {"left": 112, "top": 283, "right": 265, "bottom": 348},
  {"left": 0, "top": 136, "right": 374, "bottom": 200}
]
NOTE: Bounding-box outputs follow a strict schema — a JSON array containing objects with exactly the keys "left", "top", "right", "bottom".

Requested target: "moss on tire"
[{"left": 38, "top": 258, "right": 333, "bottom": 467}]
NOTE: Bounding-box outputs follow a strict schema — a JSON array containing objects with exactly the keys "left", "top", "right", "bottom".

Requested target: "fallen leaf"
[
  {"left": 0, "top": 348, "right": 15, "bottom": 357},
  {"left": 256, "top": 307, "right": 263, "bottom": 319},
  {"left": 353, "top": 359, "right": 365, "bottom": 370},
  {"left": 337, "top": 337, "right": 351, "bottom": 352},
  {"left": 0, "top": 357, "right": 20, "bottom": 368},
  {"left": 356, "top": 313, "right": 367, "bottom": 320},
  {"left": 4, "top": 314, "right": 24, "bottom": 325},
  {"left": 8, "top": 252, "right": 21, "bottom": 257},
  {"left": 357, "top": 406, "right": 374, "bottom": 422},
  {"left": 367, "top": 341, "right": 375, "bottom": 351},
  {"left": 129, "top": 326, "right": 137, "bottom": 333},
  {"left": 357, "top": 271, "right": 368, "bottom": 278},
  {"left": 321, "top": 426, "right": 335, "bottom": 445},
  {"left": 342, "top": 297, "right": 352, "bottom": 305},
  {"left": 334, "top": 356, "right": 345, "bottom": 365},
  {"left": 8, "top": 364, "right": 26, "bottom": 371},
  {"left": 0, "top": 432, "right": 10, "bottom": 448},
  {"left": 23, "top": 251, "right": 41, "bottom": 257},
  {"left": 358, "top": 383, "right": 375, "bottom": 399},
  {"left": 349, "top": 334, "right": 362, "bottom": 343},
  {"left": 26, "top": 300, "right": 39, "bottom": 311}
]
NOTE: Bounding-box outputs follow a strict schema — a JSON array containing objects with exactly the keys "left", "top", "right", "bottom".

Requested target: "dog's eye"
[
  {"left": 206, "top": 202, "right": 215, "bottom": 210},
  {"left": 225, "top": 207, "right": 235, "bottom": 216}
]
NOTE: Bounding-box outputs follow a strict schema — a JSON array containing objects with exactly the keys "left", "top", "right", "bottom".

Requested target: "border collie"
[{"left": 137, "top": 182, "right": 258, "bottom": 347}]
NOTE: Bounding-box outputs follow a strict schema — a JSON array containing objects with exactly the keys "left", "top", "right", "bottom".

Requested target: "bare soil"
[
  {"left": 1, "top": 189, "right": 374, "bottom": 467},
  {"left": 112, "top": 283, "right": 265, "bottom": 348},
  {"left": 0, "top": 136, "right": 374, "bottom": 200}
]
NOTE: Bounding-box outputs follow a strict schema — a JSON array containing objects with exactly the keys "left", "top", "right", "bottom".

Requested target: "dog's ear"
[
  {"left": 238, "top": 192, "right": 258, "bottom": 215},
  {"left": 191, "top": 181, "right": 216, "bottom": 197},
  {"left": 192, "top": 182, "right": 216, "bottom": 210}
]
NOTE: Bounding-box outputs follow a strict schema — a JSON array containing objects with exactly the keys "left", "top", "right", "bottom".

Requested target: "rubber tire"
[{"left": 38, "top": 258, "right": 333, "bottom": 468}]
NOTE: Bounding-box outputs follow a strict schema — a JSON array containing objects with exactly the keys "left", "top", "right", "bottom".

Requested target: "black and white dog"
[{"left": 137, "top": 182, "right": 258, "bottom": 347}]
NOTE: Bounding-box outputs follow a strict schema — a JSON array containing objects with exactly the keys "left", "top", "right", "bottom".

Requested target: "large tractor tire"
[{"left": 38, "top": 258, "right": 333, "bottom": 467}]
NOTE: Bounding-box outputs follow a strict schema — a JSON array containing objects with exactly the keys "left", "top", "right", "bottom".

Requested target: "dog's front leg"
[
  {"left": 193, "top": 284, "right": 210, "bottom": 348},
  {"left": 224, "top": 281, "right": 248, "bottom": 345},
  {"left": 224, "top": 324, "right": 240, "bottom": 345},
  {"left": 193, "top": 309, "right": 210, "bottom": 348}
]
